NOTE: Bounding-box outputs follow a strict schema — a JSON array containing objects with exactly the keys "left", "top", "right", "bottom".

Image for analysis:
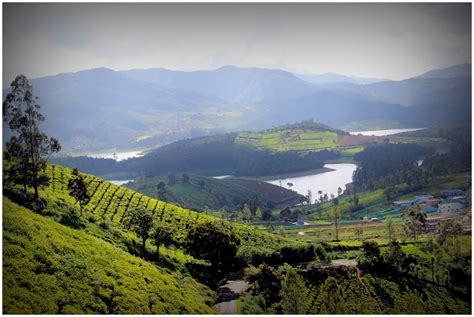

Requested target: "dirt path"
[
  {"left": 214, "top": 280, "right": 251, "bottom": 314},
  {"left": 215, "top": 300, "right": 238, "bottom": 314}
]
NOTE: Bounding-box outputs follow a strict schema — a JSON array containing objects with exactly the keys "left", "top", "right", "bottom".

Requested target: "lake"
[
  {"left": 349, "top": 128, "right": 424, "bottom": 136},
  {"left": 109, "top": 179, "right": 133, "bottom": 186},
  {"left": 265, "top": 163, "right": 357, "bottom": 200},
  {"left": 86, "top": 151, "right": 144, "bottom": 161}
]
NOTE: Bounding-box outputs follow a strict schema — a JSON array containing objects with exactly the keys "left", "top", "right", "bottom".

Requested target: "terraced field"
[
  {"left": 42, "top": 164, "right": 298, "bottom": 250},
  {"left": 236, "top": 129, "right": 338, "bottom": 152}
]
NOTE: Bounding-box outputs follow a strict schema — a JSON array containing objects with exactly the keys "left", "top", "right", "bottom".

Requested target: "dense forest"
[{"left": 352, "top": 126, "right": 471, "bottom": 192}]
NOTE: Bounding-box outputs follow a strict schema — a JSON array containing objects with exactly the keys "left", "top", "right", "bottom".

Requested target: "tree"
[
  {"left": 306, "top": 189, "right": 313, "bottom": 205},
  {"left": 67, "top": 168, "right": 91, "bottom": 216},
  {"left": 315, "top": 276, "right": 345, "bottom": 314},
  {"left": 157, "top": 181, "right": 167, "bottom": 201},
  {"left": 124, "top": 207, "right": 154, "bottom": 250},
  {"left": 287, "top": 182, "right": 293, "bottom": 189},
  {"left": 337, "top": 186, "right": 343, "bottom": 196},
  {"left": 437, "top": 219, "right": 463, "bottom": 245},
  {"left": 323, "top": 193, "right": 329, "bottom": 202},
  {"left": 255, "top": 207, "right": 263, "bottom": 220},
  {"left": 242, "top": 203, "right": 252, "bottom": 223},
  {"left": 245, "top": 264, "right": 281, "bottom": 309},
  {"left": 403, "top": 207, "right": 427, "bottom": 241},
  {"left": 385, "top": 216, "right": 395, "bottom": 243},
  {"left": 151, "top": 222, "right": 175, "bottom": 258},
  {"left": 279, "top": 265, "right": 311, "bottom": 314},
  {"left": 332, "top": 197, "right": 340, "bottom": 241},
  {"left": 315, "top": 202, "right": 323, "bottom": 220},
  {"left": 185, "top": 221, "right": 240, "bottom": 274},
  {"left": 3, "top": 75, "right": 61, "bottom": 199}
]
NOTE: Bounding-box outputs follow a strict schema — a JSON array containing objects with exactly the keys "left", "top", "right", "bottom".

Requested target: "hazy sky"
[{"left": 3, "top": 3, "right": 471, "bottom": 82}]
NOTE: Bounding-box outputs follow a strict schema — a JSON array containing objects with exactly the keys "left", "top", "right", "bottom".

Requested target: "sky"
[{"left": 3, "top": 3, "right": 471, "bottom": 82}]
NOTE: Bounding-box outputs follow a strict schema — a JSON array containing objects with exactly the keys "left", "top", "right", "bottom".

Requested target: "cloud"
[{"left": 3, "top": 3, "right": 471, "bottom": 82}]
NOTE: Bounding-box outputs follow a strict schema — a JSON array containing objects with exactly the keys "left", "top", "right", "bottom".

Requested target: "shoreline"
[{"left": 230, "top": 166, "right": 335, "bottom": 182}]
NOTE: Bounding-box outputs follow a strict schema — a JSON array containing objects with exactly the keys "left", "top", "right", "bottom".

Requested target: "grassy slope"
[
  {"left": 3, "top": 199, "right": 215, "bottom": 314},
  {"left": 4, "top": 163, "right": 304, "bottom": 314},
  {"left": 126, "top": 174, "right": 300, "bottom": 211},
  {"left": 236, "top": 129, "right": 338, "bottom": 152}
]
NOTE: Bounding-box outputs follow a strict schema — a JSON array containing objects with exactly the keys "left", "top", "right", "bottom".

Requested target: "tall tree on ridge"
[{"left": 3, "top": 75, "right": 61, "bottom": 199}]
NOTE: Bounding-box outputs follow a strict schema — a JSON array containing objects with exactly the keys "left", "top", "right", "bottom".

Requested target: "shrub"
[
  {"left": 236, "top": 245, "right": 274, "bottom": 266},
  {"left": 279, "top": 244, "right": 316, "bottom": 264},
  {"left": 59, "top": 207, "right": 86, "bottom": 229}
]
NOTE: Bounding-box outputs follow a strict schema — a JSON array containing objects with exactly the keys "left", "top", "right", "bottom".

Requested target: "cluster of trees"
[
  {"left": 354, "top": 125, "right": 472, "bottom": 193},
  {"left": 263, "top": 119, "right": 348, "bottom": 135},
  {"left": 241, "top": 263, "right": 313, "bottom": 314},
  {"left": 241, "top": 263, "right": 361, "bottom": 314},
  {"left": 353, "top": 143, "right": 432, "bottom": 191},
  {"left": 120, "top": 206, "right": 176, "bottom": 258},
  {"left": 229, "top": 203, "right": 272, "bottom": 223}
]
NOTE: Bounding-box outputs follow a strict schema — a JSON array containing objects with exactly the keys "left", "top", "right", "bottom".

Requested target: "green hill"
[
  {"left": 236, "top": 130, "right": 338, "bottom": 152},
  {"left": 235, "top": 120, "right": 345, "bottom": 153},
  {"left": 3, "top": 164, "right": 306, "bottom": 314},
  {"left": 125, "top": 174, "right": 301, "bottom": 212},
  {"left": 3, "top": 198, "right": 215, "bottom": 314}
]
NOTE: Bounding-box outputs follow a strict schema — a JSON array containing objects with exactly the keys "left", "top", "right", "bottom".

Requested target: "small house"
[
  {"left": 423, "top": 205, "right": 438, "bottom": 213},
  {"left": 439, "top": 201, "right": 465, "bottom": 215},
  {"left": 393, "top": 200, "right": 414, "bottom": 208},
  {"left": 440, "top": 189, "right": 463, "bottom": 197},
  {"left": 415, "top": 195, "right": 434, "bottom": 204},
  {"left": 451, "top": 196, "right": 469, "bottom": 207}
]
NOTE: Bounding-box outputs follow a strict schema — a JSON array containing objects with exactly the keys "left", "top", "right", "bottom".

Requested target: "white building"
[
  {"left": 414, "top": 195, "right": 434, "bottom": 204},
  {"left": 438, "top": 201, "right": 465, "bottom": 216}
]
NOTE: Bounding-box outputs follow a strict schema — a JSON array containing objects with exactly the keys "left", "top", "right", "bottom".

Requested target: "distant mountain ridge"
[
  {"left": 121, "top": 65, "right": 317, "bottom": 104},
  {"left": 295, "top": 72, "right": 387, "bottom": 84},
  {"left": 3, "top": 63, "right": 471, "bottom": 152},
  {"left": 416, "top": 63, "right": 471, "bottom": 79}
]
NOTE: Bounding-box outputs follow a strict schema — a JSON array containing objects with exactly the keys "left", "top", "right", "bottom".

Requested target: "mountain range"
[{"left": 3, "top": 63, "right": 471, "bottom": 152}]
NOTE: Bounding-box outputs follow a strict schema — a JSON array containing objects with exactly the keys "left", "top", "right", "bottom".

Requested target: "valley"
[{"left": 2, "top": 9, "right": 471, "bottom": 313}]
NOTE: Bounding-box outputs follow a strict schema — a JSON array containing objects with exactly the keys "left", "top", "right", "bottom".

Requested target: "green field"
[
  {"left": 340, "top": 146, "right": 365, "bottom": 156},
  {"left": 236, "top": 129, "right": 338, "bottom": 152}
]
